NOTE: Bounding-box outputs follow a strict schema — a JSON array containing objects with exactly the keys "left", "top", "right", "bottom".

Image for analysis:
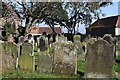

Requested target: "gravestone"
[
  {"left": 18, "top": 36, "right": 24, "bottom": 45},
  {"left": 37, "top": 53, "right": 53, "bottom": 73},
  {"left": 73, "top": 35, "right": 84, "bottom": 57},
  {"left": 103, "top": 34, "right": 114, "bottom": 45},
  {"left": 18, "top": 42, "right": 34, "bottom": 71},
  {"left": 116, "top": 40, "right": 120, "bottom": 56},
  {"left": 85, "top": 38, "right": 97, "bottom": 55},
  {"left": 85, "top": 40, "right": 114, "bottom": 78},
  {"left": 53, "top": 41, "right": 77, "bottom": 75},
  {"left": 28, "top": 37, "right": 34, "bottom": 56},
  {"left": 0, "top": 41, "right": 2, "bottom": 75},
  {"left": 58, "top": 35, "right": 67, "bottom": 43},
  {"left": 2, "top": 42, "right": 17, "bottom": 70},
  {"left": 0, "top": 42, "right": 2, "bottom": 80},
  {"left": 38, "top": 36, "right": 47, "bottom": 51}
]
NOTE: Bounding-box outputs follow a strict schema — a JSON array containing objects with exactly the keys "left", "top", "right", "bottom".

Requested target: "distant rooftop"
[
  {"left": 30, "top": 26, "right": 61, "bottom": 35},
  {"left": 89, "top": 15, "right": 120, "bottom": 28}
]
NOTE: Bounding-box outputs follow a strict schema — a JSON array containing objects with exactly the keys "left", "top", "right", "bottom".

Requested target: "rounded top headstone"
[{"left": 102, "top": 34, "right": 114, "bottom": 45}]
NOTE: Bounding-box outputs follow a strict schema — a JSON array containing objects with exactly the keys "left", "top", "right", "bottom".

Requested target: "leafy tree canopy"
[{"left": 2, "top": 1, "right": 112, "bottom": 35}]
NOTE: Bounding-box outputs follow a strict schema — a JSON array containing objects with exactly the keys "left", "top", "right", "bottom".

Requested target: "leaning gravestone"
[
  {"left": 18, "top": 41, "right": 34, "bottom": 71},
  {"left": 85, "top": 39, "right": 114, "bottom": 78},
  {"left": 2, "top": 42, "right": 17, "bottom": 70},
  {"left": 53, "top": 41, "right": 77, "bottom": 75},
  {"left": 37, "top": 53, "right": 53, "bottom": 73}
]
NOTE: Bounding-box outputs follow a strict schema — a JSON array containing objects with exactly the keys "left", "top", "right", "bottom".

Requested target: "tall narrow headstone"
[
  {"left": 74, "top": 35, "right": 84, "bottom": 57},
  {"left": 39, "top": 36, "right": 47, "bottom": 51},
  {"left": 18, "top": 42, "right": 34, "bottom": 71}
]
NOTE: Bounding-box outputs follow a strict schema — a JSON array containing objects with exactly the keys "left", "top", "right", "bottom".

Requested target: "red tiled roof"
[
  {"left": 30, "top": 26, "right": 39, "bottom": 34},
  {"left": 30, "top": 26, "right": 61, "bottom": 34},
  {"left": 89, "top": 15, "right": 120, "bottom": 28},
  {"left": 116, "top": 16, "right": 120, "bottom": 27}
]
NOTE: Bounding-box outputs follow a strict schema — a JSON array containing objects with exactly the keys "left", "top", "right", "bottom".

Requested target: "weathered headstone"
[
  {"left": 85, "top": 38, "right": 97, "bottom": 55},
  {"left": 38, "top": 36, "right": 47, "bottom": 51},
  {"left": 37, "top": 53, "right": 53, "bottom": 73},
  {"left": 18, "top": 42, "right": 34, "bottom": 71},
  {"left": 2, "top": 42, "right": 17, "bottom": 70},
  {"left": 0, "top": 41, "right": 2, "bottom": 77},
  {"left": 116, "top": 40, "right": 120, "bottom": 56},
  {"left": 58, "top": 35, "right": 67, "bottom": 43},
  {"left": 73, "top": 35, "right": 84, "bottom": 57},
  {"left": 18, "top": 36, "right": 24, "bottom": 44},
  {"left": 85, "top": 40, "right": 114, "bottom": 78},
  {"left": 53, "top": 41, "right": 77, "bottom": 75},
  {"left": 0, "top": 40, "right": 2, "bottom": 79},
  {"left": 28, "top": 36, "right": 34, "bottom": 56},
  {"left": 103, "top": 34, "right": 114, "bottom": 45},
  {"left": 45, "top": 37, "right": 48, "bottom": 50}
]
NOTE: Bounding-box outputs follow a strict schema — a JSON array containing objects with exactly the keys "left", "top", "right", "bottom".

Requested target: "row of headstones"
[
  {"left": 38, "top": 34, "right": 116, "bottom": 78},
  {"left": 1, "top": 34, "right": 116, "bottom": 78},
  {"left": 38, "top": 41, "right": 77, "bottom": 75},
  {"left": 1, "top": 40, "right": 77, "bottom": 75},
  {"left": 36, "top": 34, "right": 83, "bottom": 53},
  {"left": 1, "top": 41, "right": 34, "bottom": 71}
]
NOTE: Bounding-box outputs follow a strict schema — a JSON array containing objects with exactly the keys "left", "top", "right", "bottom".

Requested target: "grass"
[
  {"left": 48, "top": 47, "right": 54, "bottom": 54},
  {"left": 34, "top": 51, "right": 39, "bottom": 65},
  {"left": 77, "top": 59, "right": 85, "bottom": 73},
  {"left": 2, "top": 69, "right": 76, "bottom": 79},
  {"left": 114, "top": 55, "right": 120, "bottom": 73}
]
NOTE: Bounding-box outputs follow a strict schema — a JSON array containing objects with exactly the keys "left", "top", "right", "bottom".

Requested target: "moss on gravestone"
[
  {"left": 2, "top": 42, "right": 17, "bottom": 58},
  {"left": 18, "top": 53, "right": 34, "bottom": 71},
  {"left": 74, "top": 35, "right": 81, "bottom": 42},
  {"left": 2, "top": 42, "right": 17, "bottom": 70},
  {"left": 18, "top": 42, "right": 34, "bottom": 71}
]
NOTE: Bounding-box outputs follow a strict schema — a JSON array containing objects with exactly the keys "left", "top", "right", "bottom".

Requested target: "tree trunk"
[{"left": 74, "top": 28, "right": 76, "bottom": 35}]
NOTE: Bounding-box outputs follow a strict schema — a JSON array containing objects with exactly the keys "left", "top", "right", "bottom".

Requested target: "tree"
[
  {"left": 7, "top": 1, "right": 68, "bottom": 35},
  {"left": 3, "top": 22, "right": 15, "bottom": 35},
  {"left": 3, "top": 1, "right": 112, "bottom": 36},
  {"left": 43, "top": 2, "right": 112, "bottom": 34}
]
